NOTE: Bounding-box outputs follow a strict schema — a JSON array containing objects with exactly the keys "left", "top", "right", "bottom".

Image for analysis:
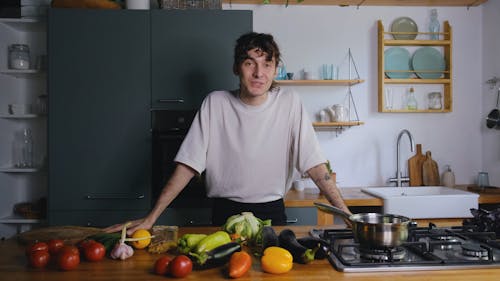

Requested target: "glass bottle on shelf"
[
  {"left": 406, "top": 87, "right": 418, "bottom": 110},
  {"left": 15, "top": 129, "right": 34, "bottom": 168},
  {"left": 429, "top": 9, "right": 440, "bottom": 40}
]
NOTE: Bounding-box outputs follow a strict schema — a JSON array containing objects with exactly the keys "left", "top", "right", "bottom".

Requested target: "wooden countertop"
[
  {"left": 2, "top": 226, "right": 500, "bottom": 281},
  {"left": 284, "top": 186, "right": 500, "bottom": 207},
  {"left": 285, "top": 186, "right": 500, "bottom": 226},
  {"left": 284, "top": 187, "right": 383, "bottom": 208}
]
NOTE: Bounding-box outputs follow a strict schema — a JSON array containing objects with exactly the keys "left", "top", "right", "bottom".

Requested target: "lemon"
[{"left": 130, "top": 229, "right": 152, "bottom": 249}]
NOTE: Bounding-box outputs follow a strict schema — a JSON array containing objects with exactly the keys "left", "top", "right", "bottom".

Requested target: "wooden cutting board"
[
  {"left": 17, "top": 225, "right": 104, "bottom": 245},
  {"left": 422, "top": 151, "right": 440, "bottom": 186},
  {"left": 408, "top": 144, "right": 426, "bottom": 186}
]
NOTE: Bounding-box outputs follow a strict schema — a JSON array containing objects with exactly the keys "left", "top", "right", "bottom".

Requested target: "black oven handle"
[
  {"left": 157, "top": 98, "right": 185, "bottom": 103},
  {"left": 85, "top": 193, "right": 145, "bottom": 200}
]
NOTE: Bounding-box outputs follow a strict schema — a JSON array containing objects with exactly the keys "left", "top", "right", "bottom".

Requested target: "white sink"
[{"left": 361, "top": 186, "right": 479, "bottom": 219}]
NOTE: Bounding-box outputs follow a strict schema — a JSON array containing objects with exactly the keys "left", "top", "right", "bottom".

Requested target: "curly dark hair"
[{"left": 233, "top": 32, "right": 281, "bottom": 75}]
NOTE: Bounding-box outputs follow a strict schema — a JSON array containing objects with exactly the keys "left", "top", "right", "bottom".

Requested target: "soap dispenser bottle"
[{"left": 442, "top": 165, "right": 455, "bottom": 187}]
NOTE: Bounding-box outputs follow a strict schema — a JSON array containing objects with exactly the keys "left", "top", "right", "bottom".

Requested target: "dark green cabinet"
[
  {"left": 285, "top": 207, "right": 317, "bottom": 225},
  {"left": 48, "top": 9, "right": 151, "bottom": 225},
  {"left": 48, "top": 9, "right": 253, "bottom": 227},
  {"left": 151, "top": 10, "right": 252, "bottom": 110}
]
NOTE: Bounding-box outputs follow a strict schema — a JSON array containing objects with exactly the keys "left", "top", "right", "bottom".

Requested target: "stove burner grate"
[
  {"left": 359, "top": 247, "right": 406, "bottom": 261},
  {"left": 461, "top": 243, "right": 489, "bottom": 258}
]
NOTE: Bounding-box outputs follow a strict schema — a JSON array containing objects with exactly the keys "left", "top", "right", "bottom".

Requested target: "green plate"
[
  {"left": 391, "top": 17, "right": 418, "bottom": 40},
  {"left": 384, "top": 47, "right": 411, "bottom": 79},
  {"left": 412, "top": 47, "right": 445, "bottom": 79}
]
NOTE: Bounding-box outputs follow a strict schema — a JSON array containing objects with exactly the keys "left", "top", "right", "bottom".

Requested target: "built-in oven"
[{"left": 151, "top": 110, "right": 213, "bottom": 220}]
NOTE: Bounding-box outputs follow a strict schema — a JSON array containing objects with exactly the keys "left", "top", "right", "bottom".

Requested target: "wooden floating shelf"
[
  {"left": 313, "top": 121, "right": 365, "bottom": 127},
  {"left": 221, "top": 0, "right": 487, "bottom": 7},
  {"left": 276, "top": 79, "right": 364, "bottom": 86}
]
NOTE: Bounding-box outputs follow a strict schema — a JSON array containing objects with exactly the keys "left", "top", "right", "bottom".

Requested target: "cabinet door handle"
[
  {"left": 157, "top": 99, "right": 185, "bottom": 103},
  {"left": 286, "top": 218, "right": 299, "bottom": 224},
  {"left": 85, "top": 193, "right": 145, "bottom": 200}
]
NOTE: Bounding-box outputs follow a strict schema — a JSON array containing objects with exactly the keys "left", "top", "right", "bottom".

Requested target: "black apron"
[{"left": 211, "top": 198, "right": 287, "bottom": 226}]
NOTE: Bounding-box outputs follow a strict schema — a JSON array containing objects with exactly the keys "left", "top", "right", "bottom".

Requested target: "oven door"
[{"left": 152, "top": 110, "right": 213, "bottom": 223}]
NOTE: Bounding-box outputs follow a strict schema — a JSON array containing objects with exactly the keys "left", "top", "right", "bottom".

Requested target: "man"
[{"left": 105, "top": 32, "right": 350, "bottom": 234}]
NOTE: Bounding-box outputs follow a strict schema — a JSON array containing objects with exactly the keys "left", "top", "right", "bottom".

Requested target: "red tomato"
[
  {"left": 29, "top": 250, "right": 50, "bottom": 268},
  {"left": 154, "top": 256, "right": 172, "bottom": 275},
  {"left": 26, "top": 242, "right": 49, "bottom": 256},
  {"left": 60, "top": 245, "right": 80, "bottom": 256},
  {"left": 83, "top": 241, "right": 105, "bottom": 262},
  {"left": 47, "top": 239, "right": 65, "bottom": 255},
  {"left": 77, "top": 239, "right": 96, "bottom": 251},
  {"left": 169, "top": 255, "right": 192, "bottom": 278},
  {"left": 57, "top": 251, "right": 80, "bottom": 271}
]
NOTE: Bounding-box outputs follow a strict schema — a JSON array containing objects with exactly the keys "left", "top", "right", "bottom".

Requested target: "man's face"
[{"left": 237, "top": 48, "right": 277, "bottom": 105}]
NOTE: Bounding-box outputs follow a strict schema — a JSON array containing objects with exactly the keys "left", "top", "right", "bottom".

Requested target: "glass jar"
[
  {"left": 428, "top": 92, "right": 442, "bottom": 109},
  {"left": 9, "top": 44, "right": 31, "bottom": 70}
]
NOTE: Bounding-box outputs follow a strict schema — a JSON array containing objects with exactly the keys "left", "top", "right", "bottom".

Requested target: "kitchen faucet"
[{"left": 389, "top": 129, "right": 415, "bottom": 187}]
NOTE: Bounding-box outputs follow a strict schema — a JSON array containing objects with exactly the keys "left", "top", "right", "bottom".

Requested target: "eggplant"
[
  {"left": 297, "top": 237, "right": 329, "bottom": 260},
  {"left": 278, "top": 229, "right": 316, "bottom": 264},
  {"left": 261, "top": 226, "right": 279, "bottom": 250},
  {"left": 190, "top": 242, "right": 241, "bottom": 269}
]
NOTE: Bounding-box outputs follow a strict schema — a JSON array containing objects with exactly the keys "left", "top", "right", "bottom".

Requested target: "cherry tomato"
[
  {"left": 29, "top": 250, "right": 50, "bottom": 269},
  {"left": 83, "top": 241, "right": 105, "bottom": 262},
  {"left": 77, "top": 239, "right": 96, "bottom": 252},
  {"left": 57, "top": 250, "right": 80, "bottom": 271},
  {"left": 26, "top": 242, "right": 49, "bottom": 256},
  {"left": 47, "top": 239, "right": 65, "bottom": 255},
  {"left": 154, "top": 256, "right": 172, "bottom": 275},
  {"left": 60, "top": 245, "right": 80, "bottom": 256},
  {"left": 169, "top": 255, "right": 192, "bottom": 278}
]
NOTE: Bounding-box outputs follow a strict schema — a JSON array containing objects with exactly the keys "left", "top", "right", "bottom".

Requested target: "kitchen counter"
[
  {"left": 2, "top": 226, "right": 499, "bottom": 281},
  {"left": 285, "top": 186, "right": 500, "bottom": 226}
]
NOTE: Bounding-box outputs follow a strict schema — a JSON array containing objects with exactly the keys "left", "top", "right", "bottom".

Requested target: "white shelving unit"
[{"left": 0, "top": 17, "right": 47, "bottom": 237}]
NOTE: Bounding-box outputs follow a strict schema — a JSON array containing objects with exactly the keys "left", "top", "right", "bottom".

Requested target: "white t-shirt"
[{"left": 174, "top": 87, "right": 326, "bottom": 203}]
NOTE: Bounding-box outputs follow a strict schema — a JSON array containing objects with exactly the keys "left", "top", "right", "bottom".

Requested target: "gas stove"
[{"left": 310, "top": 224, "right": 500, "bottom": 272}]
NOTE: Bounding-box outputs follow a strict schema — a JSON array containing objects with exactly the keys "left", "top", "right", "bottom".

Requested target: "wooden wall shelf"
[
  {"left": 378, "top": 20, "right": 453, "bottom": 113},
  {"left": 275, "top": 79, "right": 364, "bottom": 86}
]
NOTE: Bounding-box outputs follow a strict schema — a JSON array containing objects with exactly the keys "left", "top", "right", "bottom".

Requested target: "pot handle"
[{"left": 314, "top": 202, "right": 352, "bottom": 222}]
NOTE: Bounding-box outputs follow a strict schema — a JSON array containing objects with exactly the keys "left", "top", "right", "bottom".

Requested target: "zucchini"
[{"left": 278, "top": 229, "right": 316, "bottom": 264}]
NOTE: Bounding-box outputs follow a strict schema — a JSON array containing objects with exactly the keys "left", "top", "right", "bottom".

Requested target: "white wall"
[
  {"left": 482, "top": 1, "right": 500, "bottom": 188},
  {"left": 224, "top": 4, "right": 491, "bottom": 188}
]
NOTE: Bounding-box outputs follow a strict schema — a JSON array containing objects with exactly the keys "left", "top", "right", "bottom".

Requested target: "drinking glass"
[
  {"left": 385, "top": 88, "right": 394, "bottom": 110},
  {"left": 477, "top": 172, "right": 490, "bottom": 188},
  {"left": 322, "top": 64, "right": 333, "bottom": 80}
]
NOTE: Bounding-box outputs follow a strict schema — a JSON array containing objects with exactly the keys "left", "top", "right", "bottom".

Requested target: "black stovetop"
[{"left": 310, "top": 224, "right": 500, "bottom": 272}]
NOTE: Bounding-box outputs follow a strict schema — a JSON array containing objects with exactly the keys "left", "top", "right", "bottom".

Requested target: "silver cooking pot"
[{"left": 314, "top": 202, "right": 412, "bottom": 249}]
